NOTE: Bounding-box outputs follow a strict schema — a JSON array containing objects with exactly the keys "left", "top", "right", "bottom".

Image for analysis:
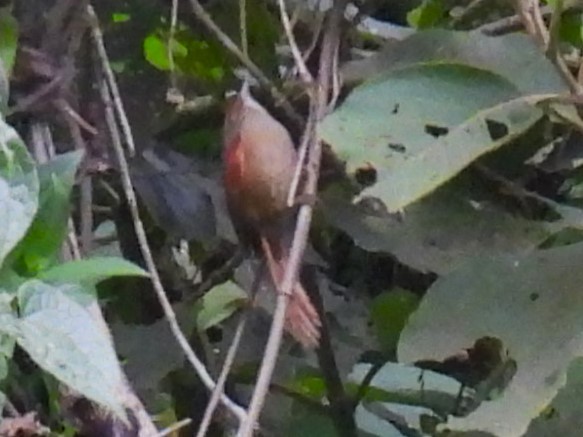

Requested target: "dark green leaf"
[
  {"left": 17, "top": 150, "right": 83, "bottom": 273},
  {"left": 342, "top": 30, "right": 568, "bottom": 95},
  {"left": 322, "top": 175, "right": 552, "bottom": 274},
  {"left": 371, "top": 289, "right": 419, "bottom": 354},
  {"left": 0, "top": 119, "right": 39, "bottom": 269},
  {"left": 0, "top": 6, "right": 17, "bottom": 73},
  {"left": 399, "top": 241, "right": 583, "bottom": 435},
  {"left": 321, "top": 64, "right": 545, "bottom": 211},
  {"left": 525, "top": 357, "right": 583, "bottom": 436}
]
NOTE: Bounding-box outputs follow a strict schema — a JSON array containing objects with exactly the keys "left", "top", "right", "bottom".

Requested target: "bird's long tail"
[{"left": 260, "top": 236, "right": 321, "bottom": 348}]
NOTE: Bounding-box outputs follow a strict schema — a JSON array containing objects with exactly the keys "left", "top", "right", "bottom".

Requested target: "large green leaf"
[
  {"left": 0, "top": 119, "right": 39, "bottom": 268},
  {"left": 398, "top": 241, "right": 583, "bottom": 436},
  {"left": 0, "top": 6, "right": 17, "bottom": 114},
  {"left": 342, "top": 30, "right": 568, "bottom": 95},
  {"left": 320, "top": 64, "right": 546, "bottom": 212},
  {"left": 17, "top": 150, "right": 83, "bottom": 273},
  {"left": 524, "top": 357, "right": 583, "bottom": 436},
  {"left": 322, "top": 175, "right": 552, "bottom": 274},
  {"left": 0, "top": 7, "right": 17, "bottom": 75},
  {"left": 13, "top": 280, "right": 126, "bottom": 418},
  {"left": 38, "top": 256, "right": 148, "bottom": 285}
]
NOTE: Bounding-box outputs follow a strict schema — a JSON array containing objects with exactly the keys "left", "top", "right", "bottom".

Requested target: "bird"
[{"left": 222, "top": 83, "right": 321, "bottom": 348}]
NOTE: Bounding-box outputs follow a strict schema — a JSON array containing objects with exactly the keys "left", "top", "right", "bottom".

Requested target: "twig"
[
  {"left": 87, "top": 5, "right": 137, "bottom": 156},
  {"left": 287, "top": 117, "right": 312, "bottom": 206},
  {"left": 353, "top": 361, "right": 384, "bottom": 406},
  {"left": 195, "top": 261, "right": 264, "bottom": 437},
  {"left": 185, "top": 0, "right": 302, "bottom": 125},
  {"left": 158, "top": 418, "right": 192, "bottom": 437},
  {"left": 96, "top": 69, "right": 247, "bottom": 423},
  {"left": 302, "top": 11, "right": 324, "bottom": 62},
  {"left": 513, "top": 0, "right": 581, "bottom": 93},
  {"left": 195, "top": 248, "right": 246, "bottom": 298},
  {"left": 514, "top": 0, "right": 549, "bottom": 47},
  {"left": 56, "top": 98, "right": 98, "bottom": 136},
  {"left": 450, "top": 0, "right": 489, "bottom": 28},
  {"left": 478, "top": 5, "right": 552, "bottom": 36},
  {"left": 311, "top": 275, "right": 356, "bottom": 437},
  {"left": 237, "top": 1, "right": 348, "bottom": 435},
  {"left": 240, "top": 0, "right": 248, "bottom": 57},
  {"left": 269, "top": 383, "right": 327, "bottom": 413},
  {"left": 62, "top": 101, "right": 93, "bottom": 254},
  {"left": 276, "top": 0, "right": 313, "bottom": 83},
  {"left": 167, "top": 0, "right": 180, "bottom": 95},
  {"left": 196, "top": 313, "right": 248, "bottom": 437}
]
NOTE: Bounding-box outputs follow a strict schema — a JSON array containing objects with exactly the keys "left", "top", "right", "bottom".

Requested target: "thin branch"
[
  {"left": 287, "top": 117, "right": 312, "bottom": 207},
  {"left": 62, "top": 100, "right": 93, "bottom": 254},
  {"left": 450, "top": 0, "right": 490, "bottom": 28},
  {"left": 353, "top": 361, "right": 384, "bottom": 406},
  {"left": 167, "top": 0, "right": 180, "bottom": 97},
  {"left": 185, "top": 0, "right": 302, "bottom": 125},
  {"left": 276, "top": 0, "right": 313, "bottom": 83},
  {"left": 196, "top": 313, "right": 248, "bottom": 437},
  {"left": 312, "top": 275, "right": 356, "bottom": 437},
  {"left": 513, "top": 0, "right": 581, "bottom": 93},
  {"left": 196, "top": 261, "right": 262, "bottom": 437},
  {"left": 237, "top": 1, "right": 348, "bottom": 435},
  {"left": 479, "top": 5, "right": 552, "bottom": 36},
  {"left": 195, "top": 248, "right": 246, "bottom": 298},
  {"left": 87, "top": 5, "right": 137, "bottom": 156},
  {"left": 240, "top": 0, "right": 248, "bottom": 58},
  {"left": 96, "top": 67, "right": 247, "bottom": 424},
  {"left": 158, "top": 418, "right": 192, "bottom": 437},
  {"left": 514, "top": 0, "right": 549, "bottom": 47}
]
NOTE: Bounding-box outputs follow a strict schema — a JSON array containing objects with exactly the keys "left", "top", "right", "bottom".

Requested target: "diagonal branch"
[
  {"left": 88, "top": 5, "right": 248, "bottom": 425},
  {"left": 237, "top": 1, "right": 349, "bottom": 436},
  {"left": 186, "top": 0, "right": 302, "bottom": 124}
]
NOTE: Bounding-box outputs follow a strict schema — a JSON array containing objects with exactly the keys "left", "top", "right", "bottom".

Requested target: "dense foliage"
[{"left": 3, "top": 0, "right": 583, "bottom": 436}]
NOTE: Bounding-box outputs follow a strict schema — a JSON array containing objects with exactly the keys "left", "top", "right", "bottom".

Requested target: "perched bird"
[{"left": 222, "top": 83, "right": 321, "bottom": 348}]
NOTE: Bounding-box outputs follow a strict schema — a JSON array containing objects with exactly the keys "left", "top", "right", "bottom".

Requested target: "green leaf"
[
  {"left": 0, "top": 119, "right": 39, "bottom": 268},
  {"left": 17, "top": 150, "right": 83, "bottom": 273},
  {"left": 196, "top": 281, "right": 247, "bottom": 331},
  {"left": 38, "top": 257, "right": 149, "bottom": 285},
  {"left": 525, "top": 357, "right": 583, "bottom": 436},
  {"left": 322, "top": 174, "right": 552, "bottom": 274},
  {"left": 143, "top": 33, "right": 187, "bottom": 71},
  {"left": 321, "top": 63, "right": 545, "bottom": 212},
  {"left": 13, "top": 280, "right": 126, "bottom": 419},
  {"left": 342, "top": 30, "right": 568, "bottom": 95},
  {"left": 0, "top": 6, "right": 17, "bottom": 74},
  {"left": 112, "top": 12, "right": 131, "bottom": 23},
  {"left": 286, "top": 401, "right": 336, "bottom": 437},
  {"left": 370, "top": 289, "right": 419, "bottom": 355},
  {"left": 398, "top": 241, "right": 583, "bottom": 436},
  {"left": 407, "top": 0, "right": 446, "bottom": 29}
]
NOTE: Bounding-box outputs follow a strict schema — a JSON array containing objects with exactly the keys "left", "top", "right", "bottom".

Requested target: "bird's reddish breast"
[{"left": 223, "top": 135, "right": 245, "bottom": 191}]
